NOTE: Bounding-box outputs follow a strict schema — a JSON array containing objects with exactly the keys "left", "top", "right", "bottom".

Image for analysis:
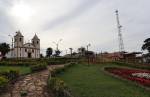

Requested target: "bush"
[
  {"left": 47, "top": 62, "right": 76, "bottom": 97},
  {"left": 31, "top": 63, "right": 47, "bottom": 72},
  {"left": 0, "top": 69, "right": 19, "bottom": 81},
  {"left": 0, "top": 61, "right": 36, "bottom": 66},
  {"left": 48, "top": 61, "right": 66, "bottom": 65},
  {"left": 48, "top": 77, "right": 71, "bottom": 97},
  {"left": 0, "top": 76, "right": 8, "bottom": 93},
  {"left": 49, "top": 62, "right": 77, "bottom": 77}
]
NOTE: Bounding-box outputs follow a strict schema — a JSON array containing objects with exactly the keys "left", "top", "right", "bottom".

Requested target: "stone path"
[{"left": 1, "top": 65, "right": 64, "bottom": 97}]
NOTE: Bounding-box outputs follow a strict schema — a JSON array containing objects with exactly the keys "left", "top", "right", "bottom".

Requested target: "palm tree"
[
  {"left": 0, "top": 43, "right": 10, "bottom": 58},
  {"left": 46, "top": 47, "right": 53, "bottom": 58},
  {"left": 78, "top": 47, "right": 86, "bottom": 56}
]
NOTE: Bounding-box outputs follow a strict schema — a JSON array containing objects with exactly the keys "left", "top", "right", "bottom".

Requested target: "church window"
[
  {"left": 37, "top": 41, "right": 39, "bottom": 44},
  {"left": 25, "top": 49, "right": 27, "bottom": 52},
  {"left": 32, "top": 49, "right": 34, "bottom": 53},
  {"left": 20, "top": 38, "right": 22, "bottom": 42}
]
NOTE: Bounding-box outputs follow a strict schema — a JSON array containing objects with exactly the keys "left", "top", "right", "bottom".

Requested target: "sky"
[{"left": 0, "top": 0, "right": 150, "bottom": 55}]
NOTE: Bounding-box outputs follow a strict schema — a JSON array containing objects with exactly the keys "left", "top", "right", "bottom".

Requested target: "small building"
[
  {"left": 97, "top": 52, "right": 124, "bottom": 62},
  {"left": 123, "top": 52, "right": 142, "bottom": 63},
  {"left": 7, "top": 31, "right": 40, "bottom": 58}
]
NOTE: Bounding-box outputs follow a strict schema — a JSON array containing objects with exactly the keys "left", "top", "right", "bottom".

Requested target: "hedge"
[
  {"left": 47, "top": 77, "right": 71, "bottom": 97},
  {"left": 0, "top": 69, "right": 19, "bottom": 81},
  {"left": 47, "top": 62, "right": 76, "bottom": 97},
  {"left": 31, "top": 63, "right": 47, "bottom": 72},
  {"left": 111, "top": 61, "right": 150, "bottom": 70},
  {"left": 0, "top": 76, "right": 9, "bottom": 94},
  {"left": 0, "top": 61, "right": 36, "bottom": 66}
]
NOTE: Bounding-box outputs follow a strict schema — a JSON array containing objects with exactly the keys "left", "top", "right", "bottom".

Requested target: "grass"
[
  {"left": 0, "top": 66, "right": 31, "bottom": 75},
  {"left": 58, "top": 64, "right": 150, "bottom": 97}
]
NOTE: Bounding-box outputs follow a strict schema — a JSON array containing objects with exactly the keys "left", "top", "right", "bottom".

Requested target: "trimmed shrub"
[
  {"left": 48, "top": 77, "right": 71, "bottom": 97},
  {"left": 31, "top": 63, "right": 47, "bottom": 72},
  {"left": 0, "top": 61, "right": 36, "bottom": 66},
  {"left": 48, "top": 61, "right": 66, "bottom": 65},
  {"left": 48, "top": 62, "right": 76, "bottom": 97},
  {"left": 0, "top": 76, "right": 8, "bottom": 93},
  {"left": 0, "top": 69, "right": 19, "bottom": 81},
  {"left": 50, "top": 62, "right": 76, "bottom": 77}
]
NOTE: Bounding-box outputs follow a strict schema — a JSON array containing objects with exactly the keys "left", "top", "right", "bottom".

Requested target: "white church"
[{"left": 7, "top": 31, "right": 40, "bottom": 58}]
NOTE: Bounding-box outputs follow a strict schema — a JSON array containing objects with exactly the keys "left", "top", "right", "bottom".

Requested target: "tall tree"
[
  {"left": 142, "top": 38, "right": 150, "bottom": 63},
  {"left": 78, "top": 47, "right": 86, "bottom": 56},
  {"left": 55, "top": 50, "right": 61, "bottom": 57},
  {"left": 0, "top": 43, "right": 10, "bottom": 58},
  {"left": 142, "top": 38, "right": 150, "bottom": 53},
  {"left": 46, "top": 47, "right": 53, "bottom": 57}
]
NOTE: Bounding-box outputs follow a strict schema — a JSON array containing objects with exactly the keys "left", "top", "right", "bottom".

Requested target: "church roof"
[
  {"left": 23, "top": 43, "right": 35, "bottom": 48},
  {"left": 15, "top": 31, "right": 23, "bottom": 37},
  {"left": 32, "top": 34, "right": 39, "bottom": 40}
]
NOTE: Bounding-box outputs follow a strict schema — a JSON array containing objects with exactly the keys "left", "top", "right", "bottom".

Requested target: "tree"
[
  {"left": 46, "top": 47, "right": 53, "bottom": 57},
  {"left": 55, "top": 50, "right": 61, "bottom": 57},
  {"left": 0, "top": 43, "right": 10, "bottom": 58},
  {"left": 40, "top": 54, "right": 44, "bottom": 58},
  {"left": 78, "top": 47, "right": 86, "bottom": 56},
  {"left": 142, "top": 38, "right": 150, "bottom": 63},
  {"left": 142, "top": 38, "right": 150, "bottom": 53}
]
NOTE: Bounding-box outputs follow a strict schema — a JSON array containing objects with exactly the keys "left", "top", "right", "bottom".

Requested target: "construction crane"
[{"left": 115, "top": 10, "right": 125, "bottom": 53}]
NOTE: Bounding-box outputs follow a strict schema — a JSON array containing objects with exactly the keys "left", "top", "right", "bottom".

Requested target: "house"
[
  {"left": 123, "top": 52, "right": 142, "bottom": 63},
  {"left": 97, "top": 52, "right": 124, "bottom": 62}
]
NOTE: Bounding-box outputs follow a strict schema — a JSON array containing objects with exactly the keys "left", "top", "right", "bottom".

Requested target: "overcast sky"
[{"left": 0, "top": 0, "right": 150, "bottom": 55}]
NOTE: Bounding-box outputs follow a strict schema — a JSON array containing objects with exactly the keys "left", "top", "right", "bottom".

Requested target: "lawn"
[
  {"left": 58, "top": 64, "right": 150, "bottom": 97},
  {"left": 0, "top": 66, "right": 31, "bottom": 75}
]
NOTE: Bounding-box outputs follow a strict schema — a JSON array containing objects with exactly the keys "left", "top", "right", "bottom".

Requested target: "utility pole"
[
  {"left": 69, "top": 48, "right": 73, "bottom": 57},
  {"left": 115, "top": 10, "right": 125, "bottom": 53}
]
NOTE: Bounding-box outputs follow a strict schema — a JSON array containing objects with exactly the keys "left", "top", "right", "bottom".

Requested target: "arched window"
[
  {"left": 25, "top": 49, "right": 27, "bottom": 52},
  {"left": 37, "top": 41, "right": 39, "bottom": 44},
  {"left": 20, "top": 38, "right": 22, "bottom": 42}
]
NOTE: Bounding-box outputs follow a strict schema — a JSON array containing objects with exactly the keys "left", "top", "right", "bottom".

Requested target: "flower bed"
[{"left": 105, "top": 67, "right": 150, "bottom": 87}]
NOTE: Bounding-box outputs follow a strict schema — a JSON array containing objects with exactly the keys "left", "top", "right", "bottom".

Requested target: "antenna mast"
[{"left": 115, "top": 10, "right": 125, "bottom": 52}]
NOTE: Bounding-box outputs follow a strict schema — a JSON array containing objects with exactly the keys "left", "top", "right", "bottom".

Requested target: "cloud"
[
  {"left": 43, "top": 0, "right": 101, "bottom": 30},
  {"left": 0, "top": 0, "right": 150, "bottom": 55}
]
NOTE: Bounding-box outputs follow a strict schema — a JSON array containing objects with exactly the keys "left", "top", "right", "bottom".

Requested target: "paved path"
[{"left": 1, "top": 65, "right": 64, "bottom": 97}]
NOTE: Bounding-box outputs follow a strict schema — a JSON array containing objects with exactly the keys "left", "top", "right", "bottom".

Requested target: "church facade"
[{"left": 7, "top": 31, "right": 40, "bottom": 58}]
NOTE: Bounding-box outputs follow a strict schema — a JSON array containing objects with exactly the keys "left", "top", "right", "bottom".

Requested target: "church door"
[{"left": 28, "top": 53, "right": 32, "bottom": 58}]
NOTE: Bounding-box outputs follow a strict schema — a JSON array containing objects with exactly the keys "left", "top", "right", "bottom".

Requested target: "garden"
[
  {"left": 0, "top": 60, "right": 47, "bottom": 94},
  {"left": 55, "top": 63, "right": 150, "bottom": 97},
  {"left": 105, "top": 67, "right": 150, "bottom": 87}
]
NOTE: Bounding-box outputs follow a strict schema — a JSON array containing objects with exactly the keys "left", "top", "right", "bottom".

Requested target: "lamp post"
[
  {"left": 86, "top": 43, "right": 91, "bottom": 65},
  {"left": 8, "top": 35, "right": 14, "bottom": 58},
  {"left": 86, "top": 43, "right": 91, "bottom": 51}
]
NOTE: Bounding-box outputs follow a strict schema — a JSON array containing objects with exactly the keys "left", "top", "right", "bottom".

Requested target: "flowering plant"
[
  {"left": 105, "top": 67, "right": 150, "bottom": 87},
  {"left": 132, "top": 73, "right": 150, "bottom": 79}
]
